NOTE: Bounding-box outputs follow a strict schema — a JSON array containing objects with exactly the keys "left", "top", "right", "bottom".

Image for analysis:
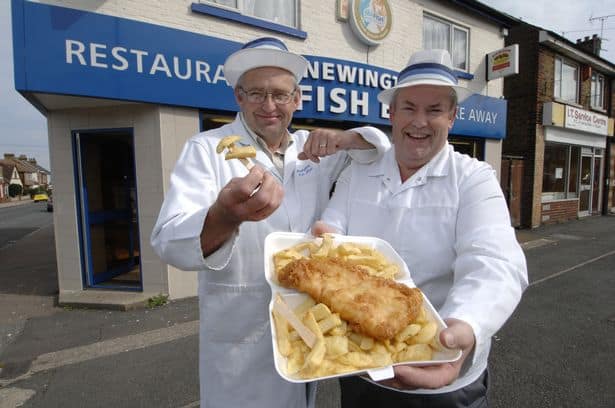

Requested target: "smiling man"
[
  {"left": 313, "top": 49, "right": 528, "bottom": 408},
  {"left": 150, "top": 37, "right": 389, "bottom": 408}
]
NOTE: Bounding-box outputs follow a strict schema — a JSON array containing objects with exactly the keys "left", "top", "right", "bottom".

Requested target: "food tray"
[{"left": 264, "top": 232, "right": 462, "bottom": 383}]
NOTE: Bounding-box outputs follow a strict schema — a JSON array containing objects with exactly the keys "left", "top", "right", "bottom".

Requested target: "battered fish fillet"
[{"left": 277, "top": 257, "right": 423, "bottom": 340}]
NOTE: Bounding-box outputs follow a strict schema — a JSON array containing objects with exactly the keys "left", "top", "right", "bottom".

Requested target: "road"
[{"left": 0, "top": 202, "right": 52, "bottom": 250}]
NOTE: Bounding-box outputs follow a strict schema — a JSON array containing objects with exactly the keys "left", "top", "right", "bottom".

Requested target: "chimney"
[
  {"left": 576, "top": 34, "right": 602, "bottom": 56},
  {"left": 18, "top": 154, "right": 28, "bottom": 161},
  {"left": 4, "top": 153, "right": 15, "bottom": 159}
]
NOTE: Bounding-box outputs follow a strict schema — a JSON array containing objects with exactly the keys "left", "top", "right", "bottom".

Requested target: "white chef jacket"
[
  {"left": 150, "top": 113, "right": 390, "bottom": 408},
  {"left": 321, "top": 144, "right": 528, "bottom": 394}
]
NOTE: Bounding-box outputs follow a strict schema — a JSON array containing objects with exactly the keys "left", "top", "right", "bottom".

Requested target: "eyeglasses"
[{"left": 238, "top": 87, "right": 297, "bottom": 105}]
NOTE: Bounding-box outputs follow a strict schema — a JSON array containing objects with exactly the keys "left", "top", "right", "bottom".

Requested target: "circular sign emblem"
[{"left": 349, "top": 0, "right": 392, "bottom": 45}]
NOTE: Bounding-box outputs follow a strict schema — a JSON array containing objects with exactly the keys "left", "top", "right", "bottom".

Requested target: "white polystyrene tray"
[{"left": 264, "top": 232, "right": 462, "bottom": 383}]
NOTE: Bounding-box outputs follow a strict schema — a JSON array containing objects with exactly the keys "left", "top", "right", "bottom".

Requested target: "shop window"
[
  {"left": 554, "top": 57, "right": 579, "bottom": 104},
  {"left": 567, "top": 145, "right": 580, "bottom": 197},
  {"left": 201, "top": 0, "right": 298, "bottom": 28},
  {"left": 543, "top": 142, "right": 581, "bottom": 201},
  {"left": 449, "top": 136, "right": 484, "bottom": 160},
  {"left": 590, "top": 72, "right": 605, "bottom": 110},
  {"left": 423, "top": 14, "right": 468, "bottom": 71},
  {"left": 201, "top": 113, "right": 234, "bottom": 132}
]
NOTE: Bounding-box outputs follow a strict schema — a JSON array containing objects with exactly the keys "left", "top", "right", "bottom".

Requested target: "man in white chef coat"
[
  {"left": 313, "top": 49, "right": 528, "bottom": 407},
  {"left": 150, "top": 36, "right": 390, "bottom": 408}
]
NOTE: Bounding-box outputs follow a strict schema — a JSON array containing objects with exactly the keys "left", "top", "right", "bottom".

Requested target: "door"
[
  {"left": 501, "top": 158, "right": 524, "bottom": 228},
  {"left": 579, "top": 155, "right": 592, "bottom": 216},
  {"left": 74, "top": 130, "right": 142, "bottom": 290},
  {"left": 592, "top": 156, "right": 602, "bottom": 214}
]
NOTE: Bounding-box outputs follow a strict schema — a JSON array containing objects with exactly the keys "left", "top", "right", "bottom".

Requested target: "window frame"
[
  {"left": 199, "top": 0, "right": 300, "bottom": 30},
  {"left": 542, "top": 142, "right": 581, "bottom": 201},
  {"left": 553, "top": 56, "right": 579, "bottom": 104},
  {"left": 422, "top": 13, "right": 470, "bottom": 72},
  {"left": 590, "top": 71, "right": 606, "bottom": 111}
]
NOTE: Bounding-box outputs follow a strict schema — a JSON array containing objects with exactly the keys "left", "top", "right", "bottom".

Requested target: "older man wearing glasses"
[{"left": 151, "top": 37, "right": 390, "bottom": 408}]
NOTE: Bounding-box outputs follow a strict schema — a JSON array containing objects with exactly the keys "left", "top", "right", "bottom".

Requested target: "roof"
[
  {"left": 1, "top": 156, "right": 42, "bottom": 173},
  {"left": 446, "top": 0, "right": 521, "bottom": 27},
  {"left": 0, "top": 162, "right": 19, "bottom": 181},
  {"left": 454, "top": 0, "right": 615, "bottom": 70}
]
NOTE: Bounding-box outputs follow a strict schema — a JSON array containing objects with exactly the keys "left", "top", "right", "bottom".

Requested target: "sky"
[{"left": 0, "top": 0, "right": 613, "bottom": 174}]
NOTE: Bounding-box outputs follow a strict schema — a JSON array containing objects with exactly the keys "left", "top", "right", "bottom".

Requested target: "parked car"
[
  {"left": 33, "top": 193, "right": 49, "bottom": 202},
  {"left": 47, "top": 195, "right": 53, "bottom": 212}
]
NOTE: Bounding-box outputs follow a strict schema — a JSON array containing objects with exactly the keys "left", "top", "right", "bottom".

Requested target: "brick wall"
[
  {"left": 609, "top": 142, "right": 615, "bottom": 212},
  {"left": 541, "top": 200, "right": 578, "bottom": 224},
  {"left": 503, "top": 25, "right": 540, "bottom": 227}
]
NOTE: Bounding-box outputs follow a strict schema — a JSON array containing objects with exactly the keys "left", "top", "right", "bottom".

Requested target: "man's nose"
[
  {"left": 410, "top": 111, "right": 428, "bottom": 127},
  {"left": 261, "top": 94, "right": 277, "bottom": 111}
]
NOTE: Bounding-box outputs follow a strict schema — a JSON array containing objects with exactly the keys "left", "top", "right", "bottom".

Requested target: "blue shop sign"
[
  {"left": 453, "top": 94, "right": 507, "bottom": 139},
  {"left": 11, "top": 0, "right": 506, "bottom": 138}
]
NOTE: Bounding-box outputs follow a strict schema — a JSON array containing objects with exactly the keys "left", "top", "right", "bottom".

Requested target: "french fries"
[
  {"left": 273, "top": 234, "right": 401, "bottom": 280},
  {"left": 216, "top": 135, "right": 256, "bottom": 169},
  {"left": 273, "top": 295, "right": 442, "bottom": 379}
]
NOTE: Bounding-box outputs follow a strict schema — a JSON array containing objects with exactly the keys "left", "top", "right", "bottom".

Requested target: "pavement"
[
  {"left": 1, "top": 196, "right": 614, "bottom": 407},
  {"left": 0, "top": 199, "right": 34, "bottom": 209}
]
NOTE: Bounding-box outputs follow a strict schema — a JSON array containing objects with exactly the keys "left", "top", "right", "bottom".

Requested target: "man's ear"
[
  {"left": 448, "top": 106, "right": 457, "bottom": 129},
  {"left": 387, "top": 103, "right": 395, "bottom": 121},
  {"left": 291, "top": 86, "right": 302, "bottom": 109},
  {"left": 234, "top": 86, "right": 243, "bottom": 104}
]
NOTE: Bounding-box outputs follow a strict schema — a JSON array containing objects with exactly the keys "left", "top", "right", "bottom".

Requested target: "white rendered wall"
[{"left": 47, "top": 103, "right": 200, "bottom": 299}]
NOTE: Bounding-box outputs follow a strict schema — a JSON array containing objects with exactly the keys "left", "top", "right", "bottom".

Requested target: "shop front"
[
  {"left": 12, "top": 0, "right": 509, "bottom": 300},
  {"left": 542, "top": 102, "right": 611, "bottom": 223}
]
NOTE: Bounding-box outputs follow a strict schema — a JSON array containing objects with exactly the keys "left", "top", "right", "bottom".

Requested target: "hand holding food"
[{"left": 216, "top": 135, "right": 256, "bottom": 169}]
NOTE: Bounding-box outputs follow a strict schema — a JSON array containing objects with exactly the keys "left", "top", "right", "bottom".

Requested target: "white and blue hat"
[
  {"left": 223, "top": 37, "right": 309, "bottom": 87},
  {"left": 378, "top": 49, "right": 472, "bottom": 105}
]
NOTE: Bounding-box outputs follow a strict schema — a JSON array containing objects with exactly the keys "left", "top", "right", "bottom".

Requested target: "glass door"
[
  {"left": 579, "top": 155, "right": 592, "bottom": 216},
  {"left": 74, "top": 129, "right": 142, "bottom": 290},
  {"left": 592, "top": 156, "right": 602, "bottom": 214}
]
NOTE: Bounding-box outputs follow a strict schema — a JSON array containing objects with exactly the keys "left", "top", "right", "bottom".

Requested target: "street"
[
  {"left": 0, "top": 204, "right": 614, "bottom": 407},
  {"left": 0, "top": 202, "right": 52, "bottom": 250}
]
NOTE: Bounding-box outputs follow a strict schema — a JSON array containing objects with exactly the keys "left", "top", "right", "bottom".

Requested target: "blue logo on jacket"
[{"left": 296, "top": 165, "right": 314, "bottom": 176}]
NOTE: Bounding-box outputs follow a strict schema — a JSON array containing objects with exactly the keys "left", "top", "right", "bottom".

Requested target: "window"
[
  {"left": 590, "top": 72, "right": 605, "bottom": 110},
  {"left": 202, "top": 0, "right": 298, "bottom": 28},
  {"left": 554, "top": 57, "right": 579, "bottom": 104},
  {"left": 542, "top": 142, "right": 580, "bottom": 201},
  {"left": 423, "top": 14, "right": 468, "bottom": 71}
]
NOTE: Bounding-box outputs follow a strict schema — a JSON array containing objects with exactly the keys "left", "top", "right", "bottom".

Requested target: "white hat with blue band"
[
  {"left": 377, "top": 49, "right": 473, "bottom": 105},
  {"left": 223, "top": 37, "right": 309, "bottom": 88}
]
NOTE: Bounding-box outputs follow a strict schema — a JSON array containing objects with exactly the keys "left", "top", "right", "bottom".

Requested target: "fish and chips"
[{"left": 270, "top": 235, "right": 448, "bottom": 380}]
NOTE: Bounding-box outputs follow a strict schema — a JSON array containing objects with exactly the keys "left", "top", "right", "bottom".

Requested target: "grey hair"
[
  {"left": 389, "top": 86, "right": 458, "bottom": 112},
  {"left": 236, "top": 68, "right": 300, "bottom": 91}
]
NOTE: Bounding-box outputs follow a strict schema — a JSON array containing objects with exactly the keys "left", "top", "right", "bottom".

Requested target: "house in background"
[
  {"left": 502, "top": 22, "right": 615, "bottom": 228},
  {"left": 26, "top": 157, "right": 51, "bottom": 187},
  {"left": 0, "top": 153, "right": 51, "bottom": 193},
  {"left": 0, "top": 162, "right": 24, "bottom": 199},
  {"left": 0, "top": 164, "right": 5, "bottom": 200}
]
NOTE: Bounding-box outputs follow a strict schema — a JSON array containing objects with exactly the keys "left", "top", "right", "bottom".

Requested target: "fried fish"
[{"left": 277, "top": 257, "right": 423, "bottom": 341}]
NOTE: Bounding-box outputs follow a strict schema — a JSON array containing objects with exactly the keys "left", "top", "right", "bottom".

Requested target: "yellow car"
[{"left": 33, "top": 193, "right": 49, "bottom": 202}]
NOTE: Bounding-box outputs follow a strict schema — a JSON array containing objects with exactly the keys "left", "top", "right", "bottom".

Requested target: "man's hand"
[
  {"left": 299, "top": 129, "right": 372, "bottom": 163},
  {"left": 200, "top": 166, "right": 283, "bottom": 256},
  {"left": 311, "top": 220, "right": 339, "bottom": 237},
  {"left": 379, "top": 318, "right": 475, "bottom": 390}
]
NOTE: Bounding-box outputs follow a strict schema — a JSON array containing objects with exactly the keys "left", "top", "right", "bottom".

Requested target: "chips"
[
  {"left": 272, "top": 296, "right": 442, "bottom": 379},
  {"left": 273, "top": 234, "right": 401, "bottom": 280}
]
